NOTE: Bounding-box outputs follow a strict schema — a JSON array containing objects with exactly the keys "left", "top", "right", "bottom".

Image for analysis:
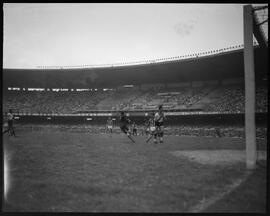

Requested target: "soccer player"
[
  {"left": 215, "top": 127, "right": 221, "bottom": 137},
  {"left": 144, "top": 119, "right": 150, "bottom": 136},
  {"left": 132, "top": 122, "right": 138, "bottom": 136},
  {"left": 2, "top": 112, "right": 8, "bottom": 134},
  {"left": 106, "top": 117, "right": 113, "bottom": 133},
  {"left": 146, "top": 113, "right": 157, "bottom": 143},
  {"left": 154, "top": 105, "right": 165, "bottom": 143},
  {"left": 119, "top": 111, "right": 135, "bottom": 143},
  {"left": 3, "top": 109, "right": 16, "bottom": 137}
]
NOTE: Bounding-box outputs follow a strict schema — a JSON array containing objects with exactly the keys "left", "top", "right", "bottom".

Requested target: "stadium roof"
[{"left": 3, "top": 46, "right": 267, "bottom": 88}]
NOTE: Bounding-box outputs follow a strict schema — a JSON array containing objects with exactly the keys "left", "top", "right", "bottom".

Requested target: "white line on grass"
[{"left": 188, "top": 171, "right": 252, "bottom": 213}]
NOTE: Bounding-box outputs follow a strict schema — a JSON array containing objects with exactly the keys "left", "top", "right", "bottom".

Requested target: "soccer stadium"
[{"left": 2, "top": 3, "right": 268, "bottom": 212}]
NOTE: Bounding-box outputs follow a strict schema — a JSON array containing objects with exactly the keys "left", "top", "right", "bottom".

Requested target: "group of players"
[
  {"left": 117, "top": 105, "right": 165, "bottom": 143},
  {"left": 3, "top": 105, "right": 224, "bottom": 141},
  {"left": 3, "top": 106, "right": 165, "bottom": 143},
  {"left": 106, "top": 117, "right": 138, "bottom": 136}
]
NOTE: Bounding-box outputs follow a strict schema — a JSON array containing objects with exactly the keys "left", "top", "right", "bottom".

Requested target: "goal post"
[{"left": 243, "top": 5, "right": 257, "bottom": 170}]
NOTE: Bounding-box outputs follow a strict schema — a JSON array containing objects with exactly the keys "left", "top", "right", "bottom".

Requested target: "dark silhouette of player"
[
  {"left": 132, "top": 122, "right": 138, "bottom": 136},
  {"left": 216, "top": 127, "right": 221, "bottom": 137},
  {"left": 119, "top": 111, "right": 135, "bottom": 143},
  {"left": 3, "top": 109, "right": 16, "bottom": 137}
]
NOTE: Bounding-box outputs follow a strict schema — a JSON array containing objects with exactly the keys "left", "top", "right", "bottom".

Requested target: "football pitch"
[{"left": 3, "top": 129, "right": 267, "bottom": 212}]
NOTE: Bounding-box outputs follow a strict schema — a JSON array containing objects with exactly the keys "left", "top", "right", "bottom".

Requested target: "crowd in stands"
[
  {"left": 204, "top": 85, "right": 267, "bottom": 113},
  {"left": 204, "top": 86, "right": 245, "bottom": 113},
  {"left": 126, "top": 87, "right": 209, "bottom": 110},
  {"left": 3, "top": 91, "right": 110, "bottom": 114},
  {"left": 256, "top": 86, "right": 268, "bottom": 113},
  {"left": 3, "top": 84, "right": 267, "bottom": 114},
  {"left": 96, "top": 89, "right": 142, "bottom": 111}
]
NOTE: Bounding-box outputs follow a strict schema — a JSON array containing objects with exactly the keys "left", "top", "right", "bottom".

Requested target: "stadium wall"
[{"left": 13, "top": 113, "right": 267, "bottom": 126}]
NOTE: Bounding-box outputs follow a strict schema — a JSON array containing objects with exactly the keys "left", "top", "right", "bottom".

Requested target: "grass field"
[{"left": 3, "top": 129, "right": 267, "bottom": 212}]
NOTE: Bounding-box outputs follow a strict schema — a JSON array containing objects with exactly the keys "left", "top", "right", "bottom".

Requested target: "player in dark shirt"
[
  {"left": 119, "top": 111, "right": 135, "bottom": 143},
  {"left": 154, "top": 105, "right": 165, "bottom": 143},
  {"left": 215, "top": 127, "right": 221, "bottom": 137},
  {"left": 132, "top": 122, "right": 138, "bottom": 136}
]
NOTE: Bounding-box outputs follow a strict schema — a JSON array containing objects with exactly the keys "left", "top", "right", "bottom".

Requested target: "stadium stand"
[
  {"left": 3, "top": 84, "right": 267, "bottom": 114},
  {"left": 203, "top": 85, "right": 267, "bottom": 113},
  {"left": 95, "top": 89, "right": 142, "bottom": 111},
  {"left": 203, "top": 85, "right": 245, "bottom": 113},
  {"left": 3, "top": 90, "right": 110, "bottom": 114}
]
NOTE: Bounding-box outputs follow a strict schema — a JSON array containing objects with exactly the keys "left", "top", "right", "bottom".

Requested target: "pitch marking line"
[{"left": 188, "top": 171, "right": 252, "bottom": 213}]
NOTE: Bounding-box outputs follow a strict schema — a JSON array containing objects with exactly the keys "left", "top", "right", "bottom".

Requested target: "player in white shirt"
[
  {"left": 106, "top": 117, "right": 113, "bottom": 133},
  {"left": 145, "top": 113, "right": 157, "bottom": 143}
]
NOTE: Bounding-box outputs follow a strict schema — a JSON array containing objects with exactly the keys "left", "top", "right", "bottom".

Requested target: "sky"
[{"left": 3, "top": 3, "right": 268, "bottom": 69}]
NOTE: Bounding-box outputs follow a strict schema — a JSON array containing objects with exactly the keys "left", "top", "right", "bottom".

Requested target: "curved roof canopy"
[{"left": 3, "top": 47, "right": 267, "bottom": 88}]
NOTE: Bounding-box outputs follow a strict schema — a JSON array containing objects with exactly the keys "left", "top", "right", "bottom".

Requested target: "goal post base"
[{"left": 246, "top": 160, "right": 257, "bottom": 170}]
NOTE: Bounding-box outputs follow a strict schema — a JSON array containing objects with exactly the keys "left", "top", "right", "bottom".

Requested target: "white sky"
[{"left": 3, "top": 3, "right": 267, "bottom": 69}]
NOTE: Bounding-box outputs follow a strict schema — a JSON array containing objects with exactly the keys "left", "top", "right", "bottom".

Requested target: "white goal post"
[{"left": 243, "top": 5, "right": 257, "bottom": 169}]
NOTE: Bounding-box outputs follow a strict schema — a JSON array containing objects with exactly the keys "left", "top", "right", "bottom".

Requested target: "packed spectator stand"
[{"left": 3, "top": 83, "right": 268, "bottom": 114}]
